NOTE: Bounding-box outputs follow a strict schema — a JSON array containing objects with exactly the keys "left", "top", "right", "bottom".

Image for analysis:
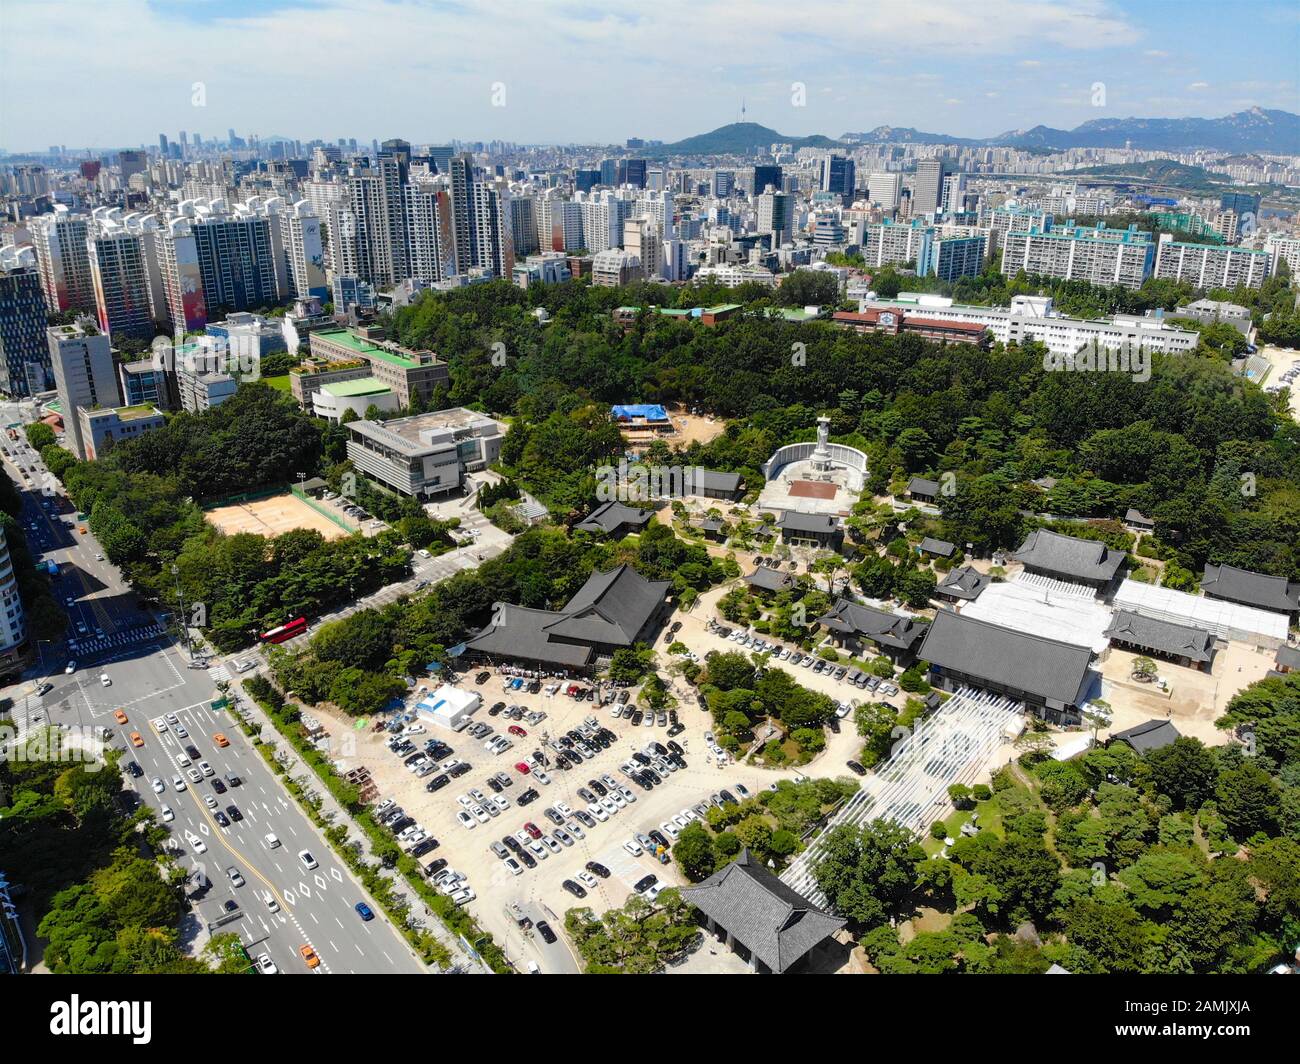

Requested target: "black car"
[
  {"left": 425, "top": 774, "right": 450, "bottom": 792},
  {"left": 225, "top": 773, "right": 241, "bottom": 787},
  {"left": 666, "top": 740, "right": 683, "bottom": 755},
  {"left": 667, "top": 722, "right": 685, "bottom": 737},
  {"left": 424, "top": 857, "right": 448, "bottom": 877},
  {"left": 519, "top": 849, "right": 537, "bottom": 869},
  {"left": 403, "top": 750, "right": 426, "bottom": 766},
  {"left": 651, "top": 742, "right": 667, "bottom": 756},
  {"left": 531, "top": 749, "right": 549, "bottom": 767},
  {"left": 634, "top": 874, "right": 659, "bottom": 893},
  {"left": 643, "top": 768, "right": 662, "bottom": 785},
  {"left": 410, "top": 837, "right": 439, "bottom": 858},
  {"left": 630, "top": 711, "right": 644, "bottom": 726},
  {"left": 536, "top": 920, "right": 557, "bottom": 944},
  {"left": 587, "top": 779, "right": 607, "bottom": 797},
  {"left": 127, "top": 760, "right": 144, "bottom": 778},
  {"left": 668, "top": 709, "right": 679, "bottom": 725},
  {"left": 586, "top": 861, "right": 610, "bottom": 879},
  {"left": 213, "top": 811, "right": 230, "bottom": 827},
  {"left": 226, "top": 806, "right": 242, "bottom": 821},
  {"left": 222, "top": 899, "right": 239, "bottom": 914},
  {"left": 475, "top": 671, "right": 491, "bottom": 685},
  {"left": 389, "top": 816, "right": 415, "bottom": 834},
  {"left": 185, "top": 744, "right": 201, "bottom": 759},
  {"left": 490, "top": 701, "right": 506, "bottom": 714},
  {"left": 648, "top": 830, "right": 670, "bottom": 850},
  {"left": 561, "top": 879, "right": 587, "bottom": 899},
  {"left": 504, "top": 835, "right": 522, "bottom": 853},
  {"left": 632, "top": 752, "right": 650, "bottom": 766},
  {"left": 487, "top": 777, "right": 503, "bottom": 793},
  {"left": 846, "top": 760, "right": 867, "bottom": 776},
  {"left": 518, "top": 788, "right": 539, "bottom": 806},
  {"left": 449, "top": 762, "right": 471, "bottom": 778},
  {"left": 617, "top": 690, "right": 630, "bottom": 704},
  {"left": 670, "top": 754, "right": 687, "bottom": 769},
  {"left": 211, "top": 778, "right": 226, "bottom": 793},
  {"left": 718, "top": 789, "right": 736, "bottom": 805},
  {"left": 633, "top": 772, "right": 654, "bottom": 790}
]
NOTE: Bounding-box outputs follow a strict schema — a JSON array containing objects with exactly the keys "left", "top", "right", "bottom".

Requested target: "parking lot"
[{"left": 311, "top": 663, "right": 781, "bottom": 971}]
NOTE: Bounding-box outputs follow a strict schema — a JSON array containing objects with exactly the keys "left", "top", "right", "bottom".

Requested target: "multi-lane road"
[{"left": 1, "top": 416, "right": 428, "bottom": 975}]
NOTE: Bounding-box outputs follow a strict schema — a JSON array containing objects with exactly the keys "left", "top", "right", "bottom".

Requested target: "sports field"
[{"left": 206, "top": 490, "right": 355, "bottom": 541}]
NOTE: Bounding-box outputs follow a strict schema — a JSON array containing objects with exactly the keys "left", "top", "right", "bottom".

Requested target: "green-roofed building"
[
  {"left": 308, "top": 326, "right": 448, "bottom": 406},
  {"left": 311, "top": 376, "right": 399, "bottom": 423}
]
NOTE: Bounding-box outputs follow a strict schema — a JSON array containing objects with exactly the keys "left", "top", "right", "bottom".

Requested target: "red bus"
[{"left": 260, "top": 617, "right": 307, "bottom": 644}]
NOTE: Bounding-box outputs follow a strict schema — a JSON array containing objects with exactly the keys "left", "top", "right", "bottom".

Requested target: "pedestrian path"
[{"left": 67, "top": 621, "right": 166, "bottom": 657}]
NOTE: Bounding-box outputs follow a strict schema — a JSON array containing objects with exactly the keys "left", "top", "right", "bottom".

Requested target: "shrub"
[{"left": 930, "top": 820, "right": 949, "bottom": 840}]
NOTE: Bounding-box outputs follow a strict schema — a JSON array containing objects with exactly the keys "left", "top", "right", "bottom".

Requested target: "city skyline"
[{"left": 1, "top": 0, "right": 1297, "bottom": 153}]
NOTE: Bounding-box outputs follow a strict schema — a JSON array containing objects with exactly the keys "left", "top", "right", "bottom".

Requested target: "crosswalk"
[{"left": 68, "top": 622, "right": 167, "bottom": 658}]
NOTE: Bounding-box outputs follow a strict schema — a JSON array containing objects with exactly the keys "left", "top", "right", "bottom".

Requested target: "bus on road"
[{"left": 259, "top": 617, "right": 307, "bottom": 644}]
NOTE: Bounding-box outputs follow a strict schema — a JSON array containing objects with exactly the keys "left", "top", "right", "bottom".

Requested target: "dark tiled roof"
[
  {"left": 778, "top": 511, "right": 840, "bottom": 534},
  {"left": 1104, "top": 610, "right": 1213, "bottom": 663},
  {"left": 918, "top": 609, "right": 1094, "bottom": 707},
  {"left": 1110, "top": 718, "right": 1181, "bottom": 755},
  {"left": 1124, "top": 508, "right": 1154, "bottom": 527},
  {"left": 542, "top": 564, "right": 670, "bottom": 648},
  {"left": 817, "top": 599, "right": 927, "bottom": 651},
  {"left": 937, "top": 565, "right": 990, "bottom": 600},
  {"left": 1274, "top": 644, "right": 1300, "bottom": 670},
  {"left": 699, "top": 517, "right": 725, "bottom": 532},
  {"left": 680, "top": 849, "right": 845, "bottom": 973},
  {"left": 919, "top": 537, "right": 955, "bottom": 557},
  {"left": 574, "top": 501, "right": 654, "bottom": 535},
  {"left": 1201, "top": 563, "right": 1300, "bottom": 614},
  {"left": 907, "top": 476, "right": 940, "bottom": 497},
  {"left": 745, "top": 566, "right": 795, "bottom": 593},
  {"left": 695, "top": 468, "right": 743, "bottom": 494},
  {"left": 465, "top": 603, "right": 594, "bottom": 668},
  {"left": 1013, "top": 529, "right": 1126, "bottom": 584}
]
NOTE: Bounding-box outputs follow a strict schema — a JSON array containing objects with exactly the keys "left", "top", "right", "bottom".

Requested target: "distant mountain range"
[{"left": 649, "top": 109, "right": 1299, "bottom": 157}]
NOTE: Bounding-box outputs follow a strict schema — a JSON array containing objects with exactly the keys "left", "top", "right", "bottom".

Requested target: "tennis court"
[{"left": 206, "top": 490, "right": 355, "bottom": 541}]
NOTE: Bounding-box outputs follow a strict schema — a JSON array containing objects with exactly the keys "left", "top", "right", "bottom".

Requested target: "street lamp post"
[{"left": 171, "top": 563, "right": 195, "bottom": 660}]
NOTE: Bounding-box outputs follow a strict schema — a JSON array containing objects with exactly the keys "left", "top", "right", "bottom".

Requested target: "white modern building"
[
  {"left": 0, "top": 525, "right": 27, "bottom": 673},
  {"left": 858, "top": 292, "right": 1200, "bottom": 360},
  {"left": 48, "top": 318, "right": 121, "bottom": 459},
  {"left": 345, "top": 407, "right": 507, "bottom": 498}
]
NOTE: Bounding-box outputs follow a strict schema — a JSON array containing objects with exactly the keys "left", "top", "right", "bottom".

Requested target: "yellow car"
[
  {"left": 300, "top": 945, "right": 320, "bottom": 969},
  {"left": 113, "top": 709, "right": 128, "bottom": 725},
  {"left": 213, "top": 732, "right": 230, "bottom": 748},
  {"left": 129, "top": 732, "right": 144, "bottom": 748}
]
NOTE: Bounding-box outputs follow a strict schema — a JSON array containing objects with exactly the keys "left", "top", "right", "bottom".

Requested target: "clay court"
[{"left": 205, "top": 491, "right": 355, "bottom": 541}]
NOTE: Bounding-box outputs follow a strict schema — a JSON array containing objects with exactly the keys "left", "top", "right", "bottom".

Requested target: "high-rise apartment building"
[
  {"left": 31, "top": 208, "right": 95, "bottom": 313},
  {"left": 152, "top": 217, "right": 207, "bottom": 331},
  {"left": 406, "top": 177, "right": 455, "bottom": 284},
  {"left": 1153, "top": 235, "right": 1272, "bottom": 290},
  {"left": 88, "top": 226, "right": 156, "bottom": 340},
  {"left": 1001, "top": 223, "right": 1154, "bottom": 290},
  {"left": 0, "top": 525, "right": 27, "bottom": 674},
  {"left": 189, "top": 208, "right": 280, "bottom": 313},
  {"left": 510, "top": 195, "right": 539, "bottom": 257}
]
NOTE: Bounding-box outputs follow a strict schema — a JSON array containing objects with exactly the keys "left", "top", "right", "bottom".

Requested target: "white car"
[
  {"left": 576, "top": 870, "right": 599, "bottom": 890},
  {"left": 449, "top": 886, "right": 475, "bottom": 905},
  {"left": 660, "top": 820, "right": 681, "bottom": 840},
  {"left": 203, "top": 794, "right": 217, "bottom": 809},
  {"left": 623, "top": 839, "right": 643, "bottom": 856},
  {"left": 153, "top": 717, "right": 168, "bottom": 732},
  {"left": 600, "top": 797, "right": 619, "bottom": 816},
  {"left": 492, "top": 795, "right": 510, "bottom": 813},
  {"left": 174, "top": 724, "right": 189, "bottom": 738},
  {"left": 457, "top": 794, "right": 473, "bottom": 809},
  {"left": 151, "top": 777, "right": 165, "bottom": 793},
  {"left": 456, "top": 810, "right": 476, "bottom": 830},
  {"left": 99, "top": 673, "right": 111, "bottom": 687},
  {"left": 298, "top": 850, "right": 319, "bottom": 870},
  {"left": 565, "top": 820, "right": 585, "bottom": 840},
  {"left": 184, "top": 831, "right": 206, "bottom": 854},
  {"left": 533, "top": 769, "right": 551, "bottom": 785},
  {"left": 527, "top": 839, "right": 547, "bottom": 860},
  {"left": 256, "top": 954, "right": 278, "bottom": 974},
  {"left": 470, "top": 805, "right": 491, "bottom": 824},
  {"left": 64, "top": 661, "right": 76, "bottom": 674},
  {"left": 198, "top": 761, "right": 214, "bottom": 777},
  {"left": 540, "top": 834, "right": 562, "bottom": 855},
  {"left": 469, "top": 788, "right": 487, "bottom": 804},
  {"left": 160, "top": 805, "right": 174, "bottom": 822},
  {"left": 608, "top": 791, "right": 626, "bottom": 808},
  {"left": 587, "top": 804, "right": 608, "bottom": 822},
  {"left": 555, "top": 801, "right": 574, "bottom": 818},
  {"left": 619, "top": 786, "right": 637, "bottom": 803},
  {"left": 264, "top": 833, "right": 281, "bottom": 848},
  {"left": 171, "top": 775, "right": 187, "bottom": 792},
  {"left": 186, "top": 768, "right": 202, "bottom": 784}
]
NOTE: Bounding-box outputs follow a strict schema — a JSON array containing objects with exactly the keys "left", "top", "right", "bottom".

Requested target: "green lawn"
[{"left": 261, "top": 373, "right": 293, "bottom": 393}]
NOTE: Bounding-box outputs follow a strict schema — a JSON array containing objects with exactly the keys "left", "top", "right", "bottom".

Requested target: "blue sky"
[{"left": 1, "top": 0, "right": 1297, "bottom": 152}]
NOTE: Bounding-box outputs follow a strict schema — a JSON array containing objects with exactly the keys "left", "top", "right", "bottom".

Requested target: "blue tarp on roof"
[{"left": 612, "top": 404, "right": 669, "bottom": 422}]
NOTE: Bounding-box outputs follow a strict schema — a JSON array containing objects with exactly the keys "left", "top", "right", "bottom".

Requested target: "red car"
[
  {"left": 514, "top": 761, "right": 531, "bottom": 775},
  {"left": 524, "top": 822, "right": 542, "bottom": 839},
  {"left": 508, "top": 725, "right": 527, "bottom": 737}
]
